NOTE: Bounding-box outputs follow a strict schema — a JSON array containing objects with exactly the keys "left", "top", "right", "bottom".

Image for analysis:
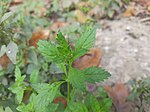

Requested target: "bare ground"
[{"left": 95, "top": 17, "right": 150, "bottom": 84}]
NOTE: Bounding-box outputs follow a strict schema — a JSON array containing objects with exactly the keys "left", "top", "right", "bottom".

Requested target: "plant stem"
[{"left": 67, "top": 82, "right": 70, "bottom": 102}]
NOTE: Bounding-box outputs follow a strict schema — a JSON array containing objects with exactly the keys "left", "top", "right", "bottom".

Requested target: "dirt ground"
[{"left": 95, "top": 17, "right": 150, "bottom": 84}]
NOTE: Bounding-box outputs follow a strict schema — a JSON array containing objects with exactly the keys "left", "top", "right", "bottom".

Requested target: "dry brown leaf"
[
  {"left": 53, "top": 96, "right": 67, "bottom": 107},
  {"left": 134, "top": 0, "right": 150, "bottom": 7},
  {"left": 38, "top": 7, "right": 47, "bottom": 17},
  {"left": 104, "top": 82, "right": 131, "bottom": 112},
  {"left": 0, "top": 54, "right": 12, "bottom": 69},
  {"left": 10, "top": 0, "right": 23, "bottom": 6},
  {"left": 123, "top": 6, "right": 136, "bottom": 17},
  {"left": 29, "top": 28, "right": 50, "bottom": 48},
  {"left": 75, "top": 10, "right": 90, "bottom": 23},
  {"left": 73, "top": 48, "right": 101, "bottom": 70},
  {"left": 50, "top": 22, "right": 68, "bottom": 31}
]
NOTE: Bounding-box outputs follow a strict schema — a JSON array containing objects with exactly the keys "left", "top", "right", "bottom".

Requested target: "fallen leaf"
[
  {"left": 29, "top": 28, "right": 50, "bottom": 48},
  {"left": 134, "top": 0, "right": 150, "bottom": 7},
  {"left": 123, "top": 6, "right": 136, "bottom": 17},
  {"left": 73, "top": 48, "right": 101, "bottom": 70},
  {"left": 74, "top": 10, "right": 90, "bottom": 23},
  {"left": 53, "top": 96, "right": 67, "bottom": 107},
  {"left": 50, "top": 22, "right": 68, "bottom": 32},
  {"left": 0, "top": 54, "right": 12, "bottom": 69},
  {"left": 10, "top": 0, "right": 23, "bottom": 6},
  {"left": 104, "top": 82, "right": 131, "bottom": 112}
]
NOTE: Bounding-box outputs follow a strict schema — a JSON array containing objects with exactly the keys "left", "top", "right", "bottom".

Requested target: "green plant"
[
  {"left": 8, "top": 28, "right": 112, "bottom": 112},
  {"left": 128, "top": 78, "right": 150, "bottom": 112}
]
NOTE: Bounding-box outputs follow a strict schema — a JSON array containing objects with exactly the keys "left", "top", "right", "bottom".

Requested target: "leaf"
[
  {"left": 75, "top": 10, "right": 90, "bottom": 23},
  {"left": 31, "top": 82, "right": 63, "bottom": 112},
  {"left": 30, "top": 68, "right": 39, "bottom": 84},
  {"left": 65, "top": 102, "right": 88, "bottom": 112},
  {"left": 0, "top": 45, "right": 7, "bottom": 57},
  {"left": 85, "top": 94, "right": 100, "bottom": 112},
  {"left": 73, "top": 48, "right": 101, "bottom": 70},
  {"left": 56, "top": 31, "right": 72, "bottom": 59},
  {"left": 37, "top": 40, "right": 64, "bottom": 63},
  {"left": 99, "top": 98, "right": 112, "bottom": 112},
  {"left": 9, "top": 66, "right": 26, "bottom": 104},
  {"left": 68, "top": 68, "right": 86, "bottom": 91},
  {"left": 73, "top": 28, "right": 96, "bottom": 60},
  {"left": 17, "top": 103, "right": 34, "bottom": 112},
  {"left": 123, "top": 6, "right": 135, "bottom": 17},
  {"left": 0, "top": 106, "right": 13, "bottom": 112},
  {"left": 29, "top": 28, "right": 49, "bottom": 48},
  {"left": 82, "top": 66, "right": 111, "bottom": 83},
  {"left": 104, "top": 82, "right": 130, "bottom": 112},
  {"left": 53, "top": 96, "right": 67, "bottom": 107},
  {"left": 0, "top": 54, "right": 11, "bottom": 68},
  {"left": 0, "top": 12, "right": 14, "bottom": 24},
  {"left": 28, "top": 49, "right": 38, "bottom": 65},
  {"left": 6, "top": 41, "right": 18, "bottom": 64}
]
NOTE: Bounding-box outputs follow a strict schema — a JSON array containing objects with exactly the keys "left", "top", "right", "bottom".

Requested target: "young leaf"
[
  {"left": 73, "top": 28, "right": 96, "bottom": 60},
  {"left": 65, "top": 102, "right": 88, "bottom": 112},
  {"left": 9, "top": 66, "right": 26, "bottom": 104},
  {"left": 17, "top": 103, "right": 34, "bottom": 112},
  {"left": 56, "top": 31, "right": 72, "bottom": 61},
  {"left": 31, "top": 82, "right": 63, "bottom": 112},
  {"left": 68, "top": 68, "right": 86, "bottom": 91},
  {"left": 37, "top": 40, "right": 64, "bottom": 63},
  {"left": 82, "top": 67, "right": 111, "bottom": 83}
]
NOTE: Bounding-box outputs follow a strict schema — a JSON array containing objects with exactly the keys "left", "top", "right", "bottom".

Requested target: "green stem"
[{"left": 67, "top": 82, "right": 70, "bottom": 102}]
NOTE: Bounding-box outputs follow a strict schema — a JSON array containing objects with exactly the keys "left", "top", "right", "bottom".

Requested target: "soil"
[{"left": 95, "top": 17, "right": 150, "bottom": 84}]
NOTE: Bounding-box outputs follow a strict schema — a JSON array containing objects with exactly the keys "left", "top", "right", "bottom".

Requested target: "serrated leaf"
[
  {"left": 0, "top": 11, "right": 14, "bottom": 24},
  {"left": 99, "top": 98, "right": 112, "bottom": 112},
  {"left": 9, "top": 66, "right": 26, "bottom": 104},
  {"left": 31, "top": 82, "right": 63, "bottom": 112},
  {"left": 68, "top": 68, "right": 86, "bottom": 91},
  {"left": 56, "top": 31, "right": 72, "bottom": 60},
  {"left": 30, "top": 68, "right": 39, "bottom": 84},
  {"left": 73, "top": 28, "right": 96, "bottom": 60},
  {"left": 17, "top": 102, "right": 34, "bottom": 112},
  {"left": 37, "top": 40, "right": 65, "bottom": 63},
  {"left": 85, "top": 94, "right": 100, "bottom": 112},
  {"left": 82, "top": 67, "right": 111, "bottom": 83},
  {"left": 65, "top": 102, "right": 88, "bottom": 112}
]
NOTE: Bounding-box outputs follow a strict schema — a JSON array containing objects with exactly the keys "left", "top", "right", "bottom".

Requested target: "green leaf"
[
  {"left": 0, "top": 11, "right": 14, "bottom": 24},
  {"left": 9, "top": 66, "right": 26, "bottom": 104},
  {"left": 28, "top": 49, "right": 38, "bottom": 65},
  {"left": 65, "top": 102, "right": 88, "bottom": 112},
  {"left": 31, "top": 82, "right": 63, "bottom": 112},
  {"left": 82, "top": 67, "right": 111, "bottom": 83},
  {"left": 56, "top": 31, "right": 72, "bottom": 61},
  {"left": 30, "top": 68, "right": 39, "bottom": 84},
  {"left": 0, "top": 106, "right": 13, "bottom": 112},
  {"left": 68, "top": 68, "right": 86, "bottom": 91},
  {"left": 37, "top": 40, "right": 64, "bottom": 63},
  {"left": 73, "top": 28, "right": 96, "bottom": 60},
  {"left": 17, "top": 103, "right": 34, "bottom": 112},
  {"left": 99, "top": 98, "right": 112, "bottom": 112},
  {"left": 85, "top": 94, "right": 100, "bottom": 112}
]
